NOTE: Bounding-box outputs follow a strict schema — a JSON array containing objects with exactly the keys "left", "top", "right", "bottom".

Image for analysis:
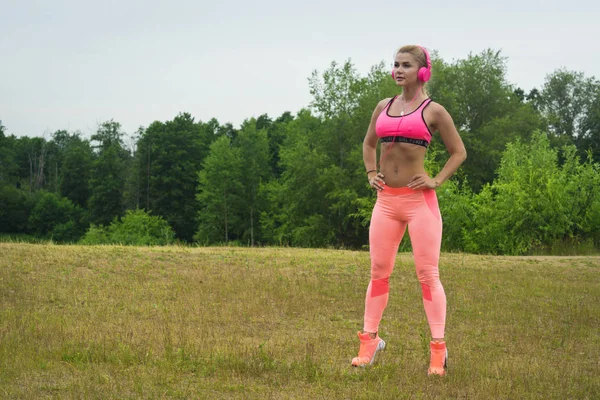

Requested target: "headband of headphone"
[{"left": 391, "top": 45, "right": 432, "bottom": 82}]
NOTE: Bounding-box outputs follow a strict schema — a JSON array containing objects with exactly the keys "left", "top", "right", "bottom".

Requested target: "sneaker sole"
[
  {"left": 354, "top": 339, "right": 386, "bottom": 368},
  {"left": 444, "top": 348, "right": 448, "bottom": 370}
]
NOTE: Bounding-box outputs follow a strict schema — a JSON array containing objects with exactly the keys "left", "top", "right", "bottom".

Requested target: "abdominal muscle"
[{"left": 379, "top": 142, "right": 427, "bottom": 187}]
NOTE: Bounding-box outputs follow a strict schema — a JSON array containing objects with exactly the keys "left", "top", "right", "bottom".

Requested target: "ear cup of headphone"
[
  {"left": 418, "top": 66, "right": 431, "bottom": 82},
  {"left": 417, "top": 46, "right": 432, "bottom": 82},
  {"left": 391, "top": 69, "right": 395, "bottom": 79}
]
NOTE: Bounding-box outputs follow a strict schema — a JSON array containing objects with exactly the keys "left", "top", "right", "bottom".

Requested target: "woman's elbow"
[{"left": 451, "top": 147, "right": 467, "bottom": 163}]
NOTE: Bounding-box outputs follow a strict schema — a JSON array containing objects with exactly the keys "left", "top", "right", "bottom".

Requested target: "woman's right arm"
[{"left": 363, "top": 99, "right": 389, "bottom": 191}]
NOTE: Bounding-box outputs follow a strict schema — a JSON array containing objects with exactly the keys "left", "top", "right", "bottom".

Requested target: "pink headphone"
[{"left": 391, "top": 45, "right": 432, "bottom": 82}]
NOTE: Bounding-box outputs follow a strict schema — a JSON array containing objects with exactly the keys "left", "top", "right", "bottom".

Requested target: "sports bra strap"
[{"left": 382, "top": 96, "right": 397, "bottom": 111}]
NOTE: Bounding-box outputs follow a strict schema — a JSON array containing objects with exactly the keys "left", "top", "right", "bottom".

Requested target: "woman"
[{"left": 352, "top": 45, "right": 466, "bottom": 376}]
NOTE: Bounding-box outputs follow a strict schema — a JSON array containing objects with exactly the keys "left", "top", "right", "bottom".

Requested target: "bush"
[
  {"left": 462, "top": 131, "right": 600, "bottom": 255},
  {"left": 27, "top": 191, "right": 84, "bottom": 242},
  {"left": 80, "top": 209, "right": 175, "bottom": 246},
  {"left": 0, "top": 185, "right": 33, "bottom": 233},
  {"left": 437, "top": 179, "right": 475, "bottom": 252},
  {"left": 78, "top": 224, "right": 110, "bottom": 245}
]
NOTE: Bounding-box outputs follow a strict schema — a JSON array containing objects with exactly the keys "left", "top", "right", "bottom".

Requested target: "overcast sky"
[{"left": 1, "top": 0, "right": 599, "bottom": 139}]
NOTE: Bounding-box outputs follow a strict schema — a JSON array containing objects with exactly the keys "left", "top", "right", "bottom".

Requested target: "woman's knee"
[
  {"left": 370, "top": 260, "right": 394, "bottom": 280},
  {"left": 416, "top": 266, "right": 441, "bottom": 288}
]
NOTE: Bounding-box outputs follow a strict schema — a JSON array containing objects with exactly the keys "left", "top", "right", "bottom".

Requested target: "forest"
[{"left": 1, "top": 49, "right": 599, "bottom": 255}]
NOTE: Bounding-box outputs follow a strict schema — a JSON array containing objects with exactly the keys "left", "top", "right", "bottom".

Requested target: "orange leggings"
[{"left": 363, "top": 185, "right": 446, "bottom": 338}]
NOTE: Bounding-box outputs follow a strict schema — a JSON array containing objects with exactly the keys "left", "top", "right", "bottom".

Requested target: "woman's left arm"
[
  {"left": 408, "top": 103, "right": 467, "bottom": 190},
  {"left": 431, "top": 103, "right": 467, "bottom": 187}
]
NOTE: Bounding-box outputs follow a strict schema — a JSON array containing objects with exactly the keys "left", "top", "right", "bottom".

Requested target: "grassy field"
[{"left": 0, "top": 243, "right": 598, "bottom": 399}]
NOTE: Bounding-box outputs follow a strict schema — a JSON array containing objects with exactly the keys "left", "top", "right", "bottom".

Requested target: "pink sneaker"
[
  {"left": 427, "top": 341, "right": 448, "bottom": 376},
  {"left": 351, "top": 331, "right": 386, "bottom": 367}
]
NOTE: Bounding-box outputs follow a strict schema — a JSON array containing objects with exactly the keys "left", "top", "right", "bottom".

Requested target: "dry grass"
[{"left": 0, "top": 243, "right": 599, "bottom": 399}]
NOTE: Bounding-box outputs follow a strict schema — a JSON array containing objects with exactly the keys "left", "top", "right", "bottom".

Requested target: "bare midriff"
[{"left": 379, "top": 142, "right": 427, "bottom": 187}]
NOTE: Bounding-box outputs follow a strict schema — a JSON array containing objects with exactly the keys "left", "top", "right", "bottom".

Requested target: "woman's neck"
[{"left": 400, "top": 84, "right": 423, "bottom": 103}]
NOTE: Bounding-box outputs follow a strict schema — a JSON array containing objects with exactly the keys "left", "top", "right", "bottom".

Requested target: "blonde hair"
[{"left": 396, "top": 45, "right": 430, "bottom": 94}]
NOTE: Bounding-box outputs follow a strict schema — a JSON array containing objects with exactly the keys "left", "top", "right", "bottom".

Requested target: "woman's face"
[{"left": 393, "top": 52, "right": 420, "bottom": 86}]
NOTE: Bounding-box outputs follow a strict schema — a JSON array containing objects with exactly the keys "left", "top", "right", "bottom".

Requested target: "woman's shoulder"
[
  {"left": 427, "top": 98, "right": 446, "bottom": 112},
  {"left": 379, "top": 97, "right": 394, "bottom": 106},
  {"left": 375, "top": 97, "right": 394, "bottom": 112},
  {"left": 425, "top": 100, "right": 449, "bottom": 116}
]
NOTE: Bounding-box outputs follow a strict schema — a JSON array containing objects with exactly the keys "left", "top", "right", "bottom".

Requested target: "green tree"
[
  {"left": 578, "top": 84, "right": 600, "bottom": 161},
  {"left": 463, "top": 103, "right": 546, "bottom": 189},
  {"left": 538, "top": 69, "right": 597, "bottom": 143},
  {"left": 12, "top": 136, "right": 48, "bottom": 191},
  {"left": 134, "top": 113, "right": 214, "bottom": 241},
  {"left": 258, "top": 112, "right": 294, "bottom": 178},
  {"left": 307, "top": 60, "right": 391, "bottom": 246},
  {"left": 59, "top": 134, "right": 93, "bottom": 208},
  {"left": 88, "top": 121, "right": 129, "bottom": 226},
  {"left": 195, "top": 135, "right": 243, "bottom": 243},
  {"left": 43, "top": 130, "right": 70, "bottom": 194},
  {"left": 122, "top": 126, "right": 145, "bottom": 211},
  {"left": 0, "top": 121, "right": 18, "bottom": 185},
  {"left": 235, "top": 119, "right": 271, "bottom": 245},
  {"left": 260, "top": 109, "right": 333, "bottom": 247},
  {"left": 0, "top": 184, "right": 32, "bottom": 233},
  {"left": 309, "top": 59, "right": 365, "bottom": 170},
  {"left": 91, "top": 120, "right": 127, "bottom": 153}
]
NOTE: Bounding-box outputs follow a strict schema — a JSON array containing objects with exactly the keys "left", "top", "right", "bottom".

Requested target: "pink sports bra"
[{"left": 375, "top": 96, "right": 434, "bottom": 148}]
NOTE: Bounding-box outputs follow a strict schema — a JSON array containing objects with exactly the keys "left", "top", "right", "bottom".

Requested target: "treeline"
[{"left": 1, "top": 49, "right": 599, "bottom": 254}]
